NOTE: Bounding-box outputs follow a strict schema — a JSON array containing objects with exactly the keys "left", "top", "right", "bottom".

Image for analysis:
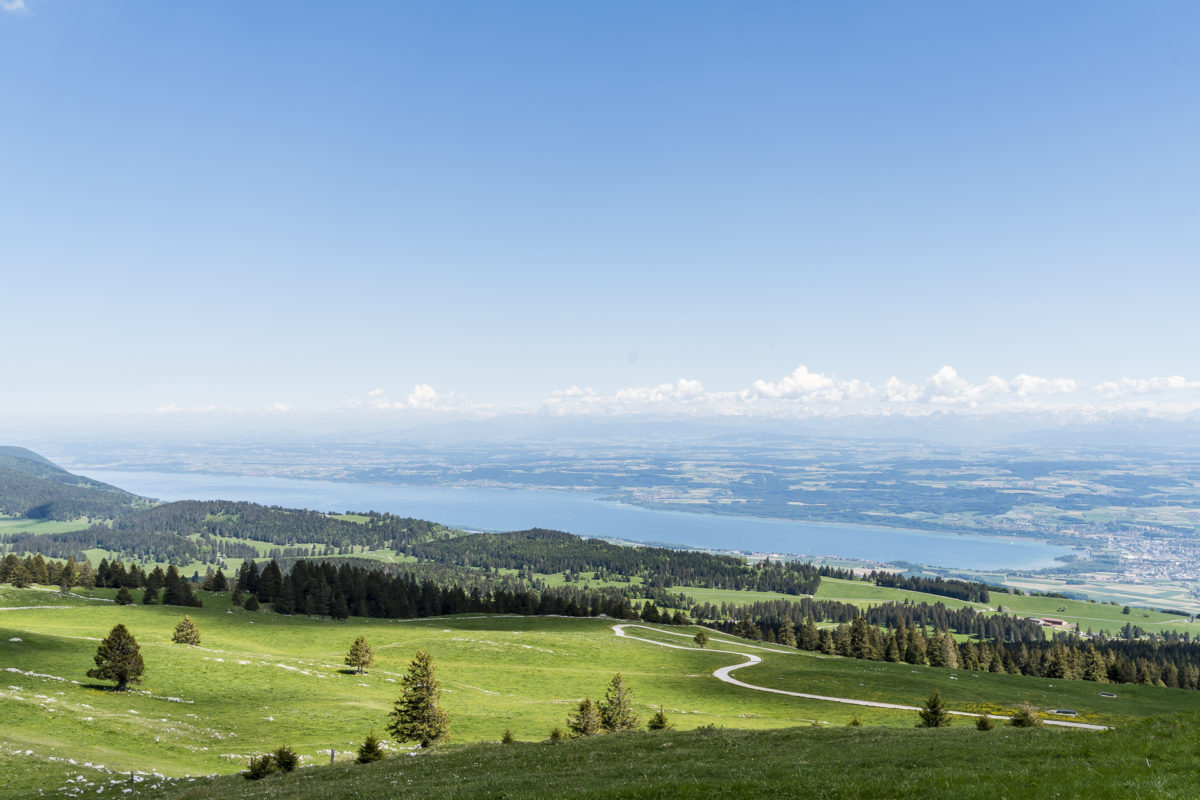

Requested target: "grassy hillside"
[
  {"left": 3, "top": 584, "right": 1200, "bottom": 798},
  {"left": 142, "top": 716, "right": 1199, "bottom": 800},
  {"left": 0, "top": 446, "right": 145, "bottom": 521}
]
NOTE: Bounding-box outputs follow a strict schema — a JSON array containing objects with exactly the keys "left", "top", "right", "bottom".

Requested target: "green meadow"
[
  {"left": 4, "top": 583, "right": 1200, "bottom": 798},
  {"left": 145, "top": 717, "right": 1200, "bottom": 800}
]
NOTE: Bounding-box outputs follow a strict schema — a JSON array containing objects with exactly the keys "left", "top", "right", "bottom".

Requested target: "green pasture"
[
  {"left": 5, "top": 583, "right": 1200, "bottom": 799},
  {"left": 0, "top": 517, "right": 92, "bottom": 535},
  {"left": 146, "top": 717, "right": 1200, "bottom": 800}
]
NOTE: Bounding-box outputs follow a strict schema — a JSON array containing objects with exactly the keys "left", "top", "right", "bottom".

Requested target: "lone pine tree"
[
  {"left": 917, "top": 688, "right": 950, "bottom": 728},
  {"left": 87, "top": 624, "right": 144, "bottom": 691},
  {"left": 345, "top": 635, "right": 375, "bottom": 674},
  {"left": 387, "top": 650, "right": 449, "bottom": 747},
  {"left": 356, "top": 732, "right": 385, "bottom": 763},
  {"left": 599, "top": 673, "right": 639, "bottom": 732},
  {"left": 171, "top": 616, "right": 201, "bottom": 645}
]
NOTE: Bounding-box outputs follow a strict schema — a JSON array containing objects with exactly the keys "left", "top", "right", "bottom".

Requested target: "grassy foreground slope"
[
  {"left": 5, "top": 583, "right": 1200, "bottom": 799},
  {"left": 159, "top": 717, "right": 1199, "bottom": 800}
]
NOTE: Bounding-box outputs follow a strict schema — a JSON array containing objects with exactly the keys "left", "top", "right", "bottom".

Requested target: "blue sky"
[{"left": 2, "top": 1, "right": 1199, "bottom": 421}]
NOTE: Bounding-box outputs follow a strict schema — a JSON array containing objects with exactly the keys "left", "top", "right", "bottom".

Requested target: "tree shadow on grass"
[{"left": 337, "top": 669, "right": 362, "bottom": 676}]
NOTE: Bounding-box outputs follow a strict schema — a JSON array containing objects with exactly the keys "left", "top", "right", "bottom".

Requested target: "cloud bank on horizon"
[{"left": 321, "top": 365, "right": 1200, "bottom": 420}]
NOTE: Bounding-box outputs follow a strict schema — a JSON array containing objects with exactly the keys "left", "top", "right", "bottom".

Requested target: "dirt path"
[{"left": 612, "top": 623, "right": 1107, "bottom": 731}]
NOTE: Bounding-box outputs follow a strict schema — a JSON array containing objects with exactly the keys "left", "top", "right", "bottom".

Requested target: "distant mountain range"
[{"left": 0, "top": 446, "right": 146, "bottom": 519}]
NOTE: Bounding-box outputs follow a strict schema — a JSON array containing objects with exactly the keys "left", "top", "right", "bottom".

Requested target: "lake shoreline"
[{"left": 72, "top": 467, "right": 1079, "bottom": 572}]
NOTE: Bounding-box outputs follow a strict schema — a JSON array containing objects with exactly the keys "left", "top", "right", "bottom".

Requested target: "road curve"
[{"left": 612, "top": 623, "right": 1108, "bottom": 731}]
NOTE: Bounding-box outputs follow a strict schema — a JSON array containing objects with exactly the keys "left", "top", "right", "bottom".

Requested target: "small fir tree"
[
  {"left": 501, "top": 729, "right": 515, "bottom": 744},
  {"left": 356, "top": 732, "right": 386, "bottom": 763},
  {"left": 567, "top": 697, "right": 602, "bottom": 737},
  {"left": 272, "top": 746, "right": 298, "bottom": 772},
  {"left": 693, "top": 630, "right": 709, "bottom": 648},
  {"left": 598, "top": 673, "right": 639, "bottom": 732},
  {"left": 847, "top": 716, "right": 863, "bottom": 727},
  {"left": 976, "top": 714, "right": 995, "bottom": 730},
  {"left": 548, "top": 727, "right": 565, "bottom": 744},
  {"left": 171, "top": 616, "right": 201, "bottom": 645},
  {"left": 243, "top": 754, "right": 275, "bottom": 780},
  {"left": 114, "top": 587, "right": 133, "bottom": 605},
  {"left": 647, "top": 706, "right": 672, "bottom": 731},
  {"left": 141, "top": 585, "right": 159, "bottom": 604},
  {"left": 917, "top": 688, "right": 950, "bottom": 728},
  {"left": 387, "top": 650, "right": 450, "bottom": 747},
  {"left": 244, "top": 595, "right": 260, "bottom": 611},
  {"left": 87, "top": 624, "right": 144, "bottom": 691},
  {"left": 345, "top": 635, "right": 375, "bottom": 674}
]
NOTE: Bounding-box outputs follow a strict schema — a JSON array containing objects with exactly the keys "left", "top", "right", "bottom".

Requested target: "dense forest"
[
  {"left": 410, "top": 529, "right": 822, "bottom": 593},
  {"left": 868, "top": 570, "right": 991, "bottom": 603}
]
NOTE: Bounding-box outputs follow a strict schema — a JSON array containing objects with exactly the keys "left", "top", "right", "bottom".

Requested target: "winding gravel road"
[{"left": 612, "top": 623, "right": 1108, "bottom": 731}]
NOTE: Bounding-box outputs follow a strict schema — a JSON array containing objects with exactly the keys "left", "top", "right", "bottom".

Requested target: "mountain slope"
[{"left": 0, "top": 446, "right": 145, "bottom": 519}]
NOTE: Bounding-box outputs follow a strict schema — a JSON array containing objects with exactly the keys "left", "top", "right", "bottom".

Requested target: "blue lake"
[{"left": 81, "top": 469, "right": 1076, "bottom": 571}]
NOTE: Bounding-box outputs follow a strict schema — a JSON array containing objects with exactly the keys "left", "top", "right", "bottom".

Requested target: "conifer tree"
[
  {"left": 976, "top": 714, "right": 995, "bottom": 730},
  {"left": 800, "top": 616, "right": 820, "bottom": 650},
  {"left": 87, "top": 624, "right": 144, "bottom": 691},
  {"left": 244, "top": 595, "right": 260, "bottom": 611},
  {"left": 917, "top": 688, "right": 950, "bottom": 727},
  {"left": 115, "top": 587, "right": 133, "bottom": 605},
  {"left": 9, "top": 562, "right": 31, "bottom": 589},
  {"left": 598, "top": 673, "right": 639, "bottom": 732},
  {"left": 142, "top": 585, "right": 159, "bottom": 604},
  {"left": 163, "top": 566, "right": 184, "bottom": 606},
  {"left": 778, "top": 618, "right": 797, "bottom": 648},
  {"left": 356, "top": 732, "right": 385, "bottom": 763},
  {"left": 693, "top": 630, "right": 709, "bottom": 648},
  {"left": 76, "top": 559, "right": 96, "bottom": 590},
  {"left": 387, "top": 650, "right": 449, "bottom": 747},
  {"left": 567, "top": 697, "right": 602, "bottom": 737},
  {"left": 345, "top": 635, "right": 375, "bottom": 674},
  {"left": 58, "top": 558, "right": 77, "bottom": 596},
  {"left": 273, "top": 746, "right": 298, "bottom": 772},
  {"left": 647, "top": 705, "right": 672, "bottom": 731},
  {"left": 172, "top": 616, "right": 201, "bottom": 645}
]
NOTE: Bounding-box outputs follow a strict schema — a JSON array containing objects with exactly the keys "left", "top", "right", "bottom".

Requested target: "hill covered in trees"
[{"left": 0, "top": 446, "right": 146, "bottom": 520}]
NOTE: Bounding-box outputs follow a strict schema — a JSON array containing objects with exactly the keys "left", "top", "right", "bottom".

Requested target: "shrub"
[
  {"left": 501, "top": 729, "right": 515, "bottom": 744},
  {"left": 847, "top": 716, "right": 863, "bottom": 727},
  {"left": 243, "top": 754, "right": 275, "bottom": 780},
  {"left": 1009, "top": 703, "right": 1042, "bottom": 727},
  {"left": 548, "top": 727, "right": 565, "bottom": 744},
  {"left": 976, "top": 715, "right": 995, "bottom": 731}
]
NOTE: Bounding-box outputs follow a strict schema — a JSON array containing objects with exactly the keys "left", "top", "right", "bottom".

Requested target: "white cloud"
[
  {"left": 346, "top": 384, "right": 460, "bottom": 412},
  {"left": 538, "top": 365, "right": 1200, "bottom": 419},
  {"left": 2, "top": 1, "right": 28, "bottom": 14},
  {"left": 1094, "top": 375, "right": 1200, "bottom": 397}
]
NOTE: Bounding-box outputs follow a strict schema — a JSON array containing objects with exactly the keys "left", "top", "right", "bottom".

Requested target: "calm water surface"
[{"left": 82, "top": 469, "right": 1075, "bottom": 570}]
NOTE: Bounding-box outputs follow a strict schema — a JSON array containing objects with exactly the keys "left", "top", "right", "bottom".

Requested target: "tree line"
[
  {"left": 409, "top": 528, "right": 822, "bottom": 594},
  {"left": 715, "top": 606, "right": 1200, "bottom": 690}
]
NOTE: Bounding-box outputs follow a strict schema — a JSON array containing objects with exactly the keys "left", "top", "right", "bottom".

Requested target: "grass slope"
[
  {"left": 149, "top": 717, "right": 1200, "bottom": 800},
  {"left": 6, "top": 584, "right": 1200, "bottom": 799}
]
